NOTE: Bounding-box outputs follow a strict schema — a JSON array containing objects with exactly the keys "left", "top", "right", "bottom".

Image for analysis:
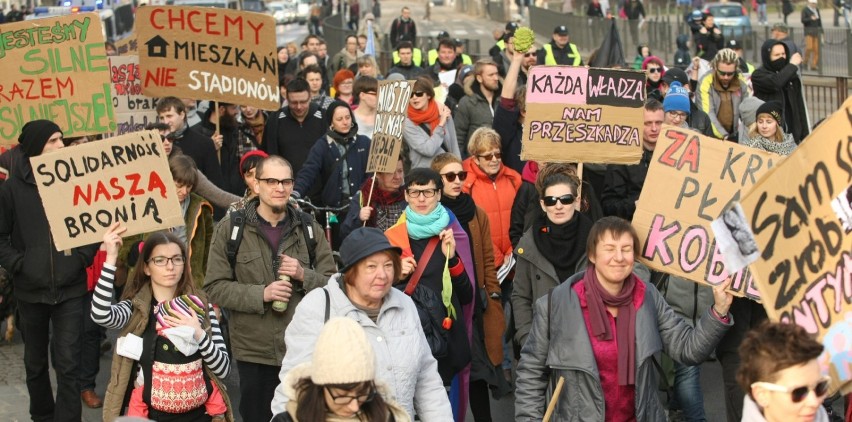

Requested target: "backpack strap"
[
  {"left": 226, "top": 210, "right": 247, "bottom": 280},
  {"left": 298, "top": 211, "right": 317, "bottom": 269},
  {"left": 403, "top": 237, "right": 440, "bottom": 296}
]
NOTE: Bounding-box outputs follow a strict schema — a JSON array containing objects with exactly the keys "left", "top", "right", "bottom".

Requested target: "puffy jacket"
[
  {"left": 271, "top": 276, "right": 453, "bottom": 421},
  {"left": 695, "top": 72, "right": 751, "bottom": 139},
  {"left": 0, "top": 157, "right": 98, "bottom": 304},
  {"left": 751, "top": 39, "right": 810, "bottom": 143},
  {"left": 462, "top": 157, "right": 522, "bottom": 268},
  {"left": 203, "top": 200, "right": 337, "bottom": 366},
  {"left": 514, "top": 271, "right": 732, "bottom": 421},
  {"left": 454, "top": 79, "right": 499, "bottom": 151},
  {"left": 293, "top": 133, "right": 371, "bottom": 207}
]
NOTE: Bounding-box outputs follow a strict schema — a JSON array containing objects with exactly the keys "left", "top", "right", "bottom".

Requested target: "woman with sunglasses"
[
  {"left": 642, "top": 56, "right": 666, "bottom": 100},
  {"left": 512, "top": 170, "right": 593, "bottom": 348},
  {"left": 431, "top": 153, "right": 510, "bottom": 421},
  {"left": 403, "top": 75, "right": 461, "bottom": 170},
  {"left": 272, "top": 317, "right": 411, "bottom": 422},
  {"left": 515, "top": 216, "right": 734, "bottom": 421},
  {"left": 92, "top": 225, "right": 232, "bottom": 421},
  {"left": 737, "top": 321, "right": 830, "bottom": 422}
]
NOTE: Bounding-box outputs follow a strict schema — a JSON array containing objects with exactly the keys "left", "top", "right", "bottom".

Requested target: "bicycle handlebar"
[{"left": 294, "top": 198, "right": 350, "bottom": 214}]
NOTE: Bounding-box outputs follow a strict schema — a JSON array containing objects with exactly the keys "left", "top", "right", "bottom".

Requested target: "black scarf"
[
  {"left": 532, "top": 212, "right": 592, "bottom": 282},
  {"left": 441, "top": 193, "right": 476, "bottom": 226}
]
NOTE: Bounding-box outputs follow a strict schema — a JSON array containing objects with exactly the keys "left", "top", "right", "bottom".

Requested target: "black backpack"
[{"left": 225, "top": 209, "right": 318, "bottom": 278}]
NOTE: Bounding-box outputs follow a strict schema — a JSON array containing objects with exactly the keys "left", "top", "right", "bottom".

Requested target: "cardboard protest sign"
[
  {"left": 366, "top": 80, "right": 412, "bottom": 173},
  {"left": 136, "top": 6, "right": 279, "bottom": 110},
  {"left": 114, "top": 33, "right": 138, "bottom": 55},
  {"left": 108, "top": 55, "right": 160, "bottom": 135},
  {"left": 633, "top": 125, "right": 780, "bottom": 300},
  {"left": 521, "top": 66, "right": 644, "bottom": 165},
  {"left": 0, "top": 13, "right": 115, "bottom": 149},
  {"left": 30, "top": 130, "right": 184, "bottom": 251},
  {"left": 737, "top": 98, "right": 852, "bottom": 391}
]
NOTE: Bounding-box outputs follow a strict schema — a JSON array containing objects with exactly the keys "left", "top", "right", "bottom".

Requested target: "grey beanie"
[{"left": 739, "top": 96, "right": 765, "bottom": 128}]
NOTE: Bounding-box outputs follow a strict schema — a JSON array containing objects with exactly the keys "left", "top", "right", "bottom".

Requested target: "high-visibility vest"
[
  {"left": 496, "top": 39, "right": 506, "bottom": 51},
  {"left": 543, "top": 42, "right": 582, "bottom": 66},
  {"left": 392, "top": 48, "right": 423, "bottom": 66},
  {"left": 427, "top": 49, "right": 438, "bottom": 66},
  {"left": 461, "top": 53, "right": 472, "bottom": 65}
]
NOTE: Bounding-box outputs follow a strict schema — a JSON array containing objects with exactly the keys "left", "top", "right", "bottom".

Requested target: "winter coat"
[
  {"left": 514, "top": 271, "right": 732, "bottom": 421},
  {"left": 694, "top": 25, "right": 725, "bottom": 59},
  {"left": 0, "top": 158, "right": 98, "bottom": 304},
  {"left": 751, "top": 40, "right": 810, "bottom": 143},
  {"left": 274, "top": 363, "right": 411, "bottom": 422},
  {"left": 203, "top": 200, "right": 337, "bottom": 366},
  {"left": 657, "top": 275, "right": 714, "bottom": 328},
  {"left": 293, "top": 134, "right": 371, "bottom": 207},
  {"left": 509, "top": 180, "right": 603, "bottom": 248},
  {"left": 511, "top": 228, "right": 589, "bottom": 347},
  {"left": 402, "top": 116, "right": 460, "bottom": 170},
  {"left": 261, "top": 104, "right": 327, "bottom": 176},
  {"left": 185, "top": 193, "right": 214, "bottom": 288},
  {"left": 454, "top": 79, "right": 499, "bottom": 151},
  {"left": 387, "top": 63, "right": 427, "bottom": 80},
  {"left": 696, "top": 72, "right": 751, "bottom": 139},
  {"left": 195, "top": 109, "right": 258, "bottom": 197},
  {"left": 174, "top": 126, "right": 225, "bottom": 189},
  {"left": 467, "top": 206, "right": 505, "bottom": 365},
  {"left": 462, "top": 157, "right": 523, "bottom": 268},
  {"left": 100, "top": 280, "right": 233, "bottom": 422},
  {"left": 801, "top": 6, "right": 823, "bottom": 35},
  {"left": 688, "top": 101, "right": 716, "bottom": 137},
  {"left": 601, "top": 148, "right": 653, "bottom": 220},
  {"left": 270, "top": 276, "right": 453, "bottom": 420},
  {"left": 674, "top": 34, "right": 691, "bottom": 70},
  {"left": 339, "top": 189, "right": 407, "bottom": 241},
  {"left": 493, "top": 97, "right": 524, "bottom": 174},
  {"left": 389, "top": 17, "right": 417, "bottom": 48},
  {"left": 329, "top": 48, "right": 360, "bottom": 75}
]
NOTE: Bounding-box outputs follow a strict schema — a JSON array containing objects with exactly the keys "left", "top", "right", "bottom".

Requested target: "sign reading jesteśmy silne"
[
  {"left": 521, "top": 66, "right": 645, "bottom": 165},
  {"left": 0, "top": 13, "right": 115, "bottom": 149},
  {"left": 136, "top": 6, "right": 279, "bottom": 111}
]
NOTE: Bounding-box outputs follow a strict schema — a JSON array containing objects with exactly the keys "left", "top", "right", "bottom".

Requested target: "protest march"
[{"left": 0, "top": 1, "right": 849, "bottom": 421}]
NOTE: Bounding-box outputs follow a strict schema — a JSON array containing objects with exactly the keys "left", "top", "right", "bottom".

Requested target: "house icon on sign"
[{"left": 145, "top": 35, "right": 168, "bottom": 57}]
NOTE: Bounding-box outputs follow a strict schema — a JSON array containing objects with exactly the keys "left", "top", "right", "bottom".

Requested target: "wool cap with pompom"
[{"left": 309, "top": 317, "right": 376, "bottom": 385}]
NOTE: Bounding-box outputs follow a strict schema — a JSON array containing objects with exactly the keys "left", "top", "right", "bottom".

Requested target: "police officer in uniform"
[{"left": 537, "top": 25, "right": 583, "bottom": 66}]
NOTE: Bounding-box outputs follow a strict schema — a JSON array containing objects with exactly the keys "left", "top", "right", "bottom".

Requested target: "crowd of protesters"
[{"left": 0, "top": 3, "right": 848, "bottom": 422}]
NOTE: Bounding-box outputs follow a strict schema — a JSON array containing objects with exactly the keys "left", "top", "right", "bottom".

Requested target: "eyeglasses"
[
  {"left": 542, "top": 194, "right": 576, "bottom": 206},
  {"left": 411, "top": 91, "right": 427, "bottom": 98},
  {"left": 647, "top": 67, "right": 662, "bottom": 74},
  {"left": 362, "top": 91, "right": 377, "bottom": 96},
  {"left": 667, "top": 110, "right": 688, "bottom": 120},
  {"left": 751, "top": 377, "right": 831, "bottom": 403},
  {"left": 717, "top": 70, "right": 736, "bottom": 77},
  {"left": 148, "top": 255, "right": 186, "bottom": 267},
  {"left": 258, "top": 178, "right": 295, "bottom": 188},
  {"left": 406, "top": 188, "right": 438, "bottom": 198},
  {"left": 326, "top": 385, "right": 377, "bottom": 405},
  {"left": 477, "top": 152, "right": 502, "bottom": 161},
  {"left": 441, "top": 171, "right": 468, "bottom": 182}
]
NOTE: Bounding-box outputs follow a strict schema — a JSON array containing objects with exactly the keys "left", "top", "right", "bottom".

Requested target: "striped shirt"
[{"left": 91, "top": 264, "right": 230, "bottom": 378}]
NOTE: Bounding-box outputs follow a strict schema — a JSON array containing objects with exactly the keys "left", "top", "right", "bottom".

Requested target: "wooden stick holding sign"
[
  {"left": 543, "top": 376, "right": 565, "bottom": 422},
  {"left": 214, "top": 101, "right": 221, "bottom": 163},
  {"left": 362, "top": 176, "right": 377, "bottom": 227}
]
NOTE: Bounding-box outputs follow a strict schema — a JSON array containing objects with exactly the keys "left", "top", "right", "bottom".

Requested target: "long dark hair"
[
  {"left": 294, "top": 378, "right": 391, "bottom": 421},
  {"left": 121, "top": 231, "right": 200, "bottom": 301}
]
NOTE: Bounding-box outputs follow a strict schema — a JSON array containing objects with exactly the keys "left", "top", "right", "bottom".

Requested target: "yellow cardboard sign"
[{"left": 367, "top": 80, "right": 412, "bottom": 173}]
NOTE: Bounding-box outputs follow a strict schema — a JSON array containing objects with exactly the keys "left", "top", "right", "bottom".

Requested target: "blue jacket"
[{"left": 294, "top": 134, "right": 371, "bottom": 207}]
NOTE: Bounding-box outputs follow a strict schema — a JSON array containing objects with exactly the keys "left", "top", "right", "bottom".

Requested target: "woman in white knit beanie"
[{"left": 272, "top": 317, "right": 411, "bottom": 421}]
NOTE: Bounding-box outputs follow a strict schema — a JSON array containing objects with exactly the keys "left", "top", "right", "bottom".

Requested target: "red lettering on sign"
[{"left": 144, "top": 68, "right": 176, "bottom": 87}]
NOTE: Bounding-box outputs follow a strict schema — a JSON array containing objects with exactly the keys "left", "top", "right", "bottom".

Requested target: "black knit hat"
[
  {"left": 756, "top": 101, "right": 783, "bottom": 127},
  {"left": 18, "top": 120, "right": 62, "bottom": 158}
]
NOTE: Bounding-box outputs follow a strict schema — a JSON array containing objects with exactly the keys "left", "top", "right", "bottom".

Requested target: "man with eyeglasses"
[
  {"left": 205, "top": 155, "right": 336, "bottom": 422},
  {"left": 262, "top": 78, "right": 326, "bottom": 179},
  {"left": 695, "top": 48, "right": 751, "bottom": 142}
]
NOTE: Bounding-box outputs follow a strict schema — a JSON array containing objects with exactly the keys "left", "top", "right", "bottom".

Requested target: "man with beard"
[
  {"left": 157, "top": 97, "right": 224, "bottom": 188},
  {"left": 751, "top": 39, "right": 809, "bottom": 143},
  {"left": 262, "top": 78, "right": 326, "bottom": 179},
  {"left": 195, "top": 102, "right": 259, "bottom": 201},
  {"left": 454, "top": 58, "right": 501, "bottom": 154},
  {"left": 204, "top": 155, "right": 336, "bottom": 422},
  {"left": 695, "top": 49, "right": 751, "bottom": 142}
]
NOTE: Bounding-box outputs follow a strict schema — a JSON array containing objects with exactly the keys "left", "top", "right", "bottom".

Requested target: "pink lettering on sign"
[{"left": 527, "top": 66, "right": 588, "bottom": 104}]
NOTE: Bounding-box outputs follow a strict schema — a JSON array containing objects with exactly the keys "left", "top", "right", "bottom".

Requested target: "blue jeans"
[
  {"left": 17, "top": 296, "right": 84, "bottom": 422},
  {"left": 757, "top": 3, "right": 768, "bottom": 23},
  {"left": 671, "top": 361, "right": 706, "bottom": 422}
]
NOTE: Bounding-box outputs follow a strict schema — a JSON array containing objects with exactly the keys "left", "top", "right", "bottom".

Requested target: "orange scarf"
[{"left": 407, "top": 100, "right": 441, "bottom": 133}]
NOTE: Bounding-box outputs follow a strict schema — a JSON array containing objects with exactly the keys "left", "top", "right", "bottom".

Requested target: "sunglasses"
[
  {"left": 477, "top": 152, "right": 502, "bottom": 161},
  {"left": 542, "top": 194, "right": 576, "bottom": 206},
  {"left": 411, "top": 91, "right": 427, "bottom": 98},
  {"left": 717, "top": 70, "right": 736, "bottom": 77},
  {"left": 524, "top": 52, "right": 536, "bottom": 57},
  {"left": 647, "top": 67, "right": 662, "bottom": 73},
  {"left": 751, "top": 377, "right": 831, "bottom": 403},
  {"left": 441, "top": 171, "right": 468, "bottom": 182}
]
